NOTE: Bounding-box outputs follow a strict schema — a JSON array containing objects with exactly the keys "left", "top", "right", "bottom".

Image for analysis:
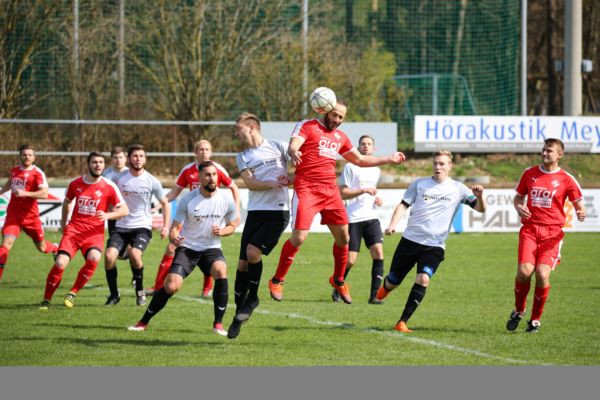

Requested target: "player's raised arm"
[
  {"left": 342, "top": 147, "right": 406, "bottom": 168},
  {"left": 471, "top": 184, "right": 487, "bottom": 213}
]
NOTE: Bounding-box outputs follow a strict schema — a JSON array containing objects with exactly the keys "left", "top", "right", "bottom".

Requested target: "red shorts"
[
  {"left": 518, "top": 224, "right": 564, "bottom": 269},
  {"left": 291, "top": 183, "right": 348, "bottom": 230},
  {"left": 2, "top": 214, "right": 45, "bottom": 242},
  {"left": 58, "top": 227, "right": 105, "bottom": 259}
]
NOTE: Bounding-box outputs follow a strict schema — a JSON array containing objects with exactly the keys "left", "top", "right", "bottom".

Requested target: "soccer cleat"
[
  {"left": 127, "top": 321, "right": 148, "bottom": 331},
  {"left": 331, "top": 288, "right": 341, "bottom": 303},
  {"left": 268, "top": 279, "right": 284, "bottom": 301},
  {"left": 525, "top": 319, "right": 541, "bottom": 333},
  {"left": 105, "top": 294, "right": 121, "bottom": 306},
  {"left": 63, "top": 292, "right": 76, "bottom": 309},
  {"left": 39, "top": 300, "right": 50, "bottom": 310},
  {"left": 144, "top": 287, "right": 156, "bottom": 297},
  {"left": 227, "top": 316, "right": 244, "bottom": 339},
  {"left": 329, "top": 276, "right": 352, "bottom": 304},
  {"left": 394, "top": 321, "right": 412, "bottom": 333},
  {"left": 213, "top": 323, "right": 227, "bottom": 336},
  {"left": 506, "top": 310, "right": 523, "bottom": 331},
  {"left": 368, "top": 297, "right": 383, "bottom": 305},
  {"left": 202, "top": 276, "right": 214, "bottom": 298},
  {"left": 376, "top": 285, "right": 390, "bottom": 301},
  {"left": 136, "top": 290, "right": 147, "bottom": 306},
  {"left": 236, "top": 296, "right": 259, "bottom": 322}
]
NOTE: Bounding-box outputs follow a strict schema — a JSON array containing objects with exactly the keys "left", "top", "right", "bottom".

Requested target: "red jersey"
[
  {"left": 291, "top": 119, "right": 353, "bottom": 184},
  {"left": 6, "top": 165, "right": 48, "bottom": 220},
  {"left": 64, "top": 176, "right": 124, "bottom": 236},
  {"left": 175, "top": 161, "right": 232, "bottom": 190},
  {"left": 515, "top": 166, "right": 583, "bottom": 226}
]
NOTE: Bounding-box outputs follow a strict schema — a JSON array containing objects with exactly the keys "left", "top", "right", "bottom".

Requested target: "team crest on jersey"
[
  {"left": 333, "top": 133, "right": 340, "bottom": 140},
  {"left": 551, "top": 179, "right": 560, "bottom": 188},
  {"left": 95, "top": 190, "right": 103, "bottom": 197}
]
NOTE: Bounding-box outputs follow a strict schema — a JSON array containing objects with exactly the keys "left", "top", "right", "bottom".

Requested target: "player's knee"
[
  {"left": 164, "top": 280, "right": 180, "bottom": 295},
  {"left": 246, "top": 246, "right": 262, "bottom": 264},
  {"left": 212, "top": 264, "right": 227, "bottom": 279},
  {"left": 55, "top": 256, "right": 69, "bottom": 269},
  {"left": 415, "top": 273, "right": 430, "bottom": 287}
]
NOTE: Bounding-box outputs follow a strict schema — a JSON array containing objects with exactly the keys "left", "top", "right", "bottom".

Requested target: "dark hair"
[
  {"left": 18, "top": 144, "right": 34, "bottom": 155},
  {"left": 127, "top": 144, "right": 144, "bottom": 157},
  {"left": 197, "top": 160, "right": 215, "bottom": 172},
  {"left": 111, "top": 146, "right": 125, "bottom": 157},
  {"left": 87, "top": 151, "right": 105, "bottom": 164},
  {"left": 544, "top": 138, "right": 565, "bottom": 151},
  {"left": 358, "top": 135, "right": 374, "bottom": 145}
]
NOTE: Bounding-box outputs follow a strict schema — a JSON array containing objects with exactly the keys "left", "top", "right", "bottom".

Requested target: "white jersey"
[
  {"left": 236, "top": 139, "right": 290, "bottom": 211},
  {"left": 174, "top": 188, "right": 237, "bottom": 251},
  {"left": 402, "top": 177, "right": 476, "bottom": 249},
  {"left": 340, "top": 163, "right": 381, "bottom": 223},
  {"left": 113, "top": 170, "right": 165, "bottom": 230},
  {"left": 102, "top": 167, "right": 127, "bottom": 182}
]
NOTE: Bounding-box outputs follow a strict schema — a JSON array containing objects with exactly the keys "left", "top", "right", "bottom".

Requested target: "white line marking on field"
[{"left": 168, "top": 292, "right": 546, "bottom": 365}]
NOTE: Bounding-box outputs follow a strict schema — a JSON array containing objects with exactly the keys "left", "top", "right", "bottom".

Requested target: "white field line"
[{"left": 159, "top": 291, "right": 546, "bottom": 365}]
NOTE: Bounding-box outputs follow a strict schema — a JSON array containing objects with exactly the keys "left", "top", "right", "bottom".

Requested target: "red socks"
[
  {"left": 332, "top": 244, "right": 348, "bottom": 282},
  {"left": 531, "top": 286, "right": 550, "bottom": 321},
  {"left": 153, "top": 254, "right": 174, "bottom": 290},
  {"left": 43, "top": 240, "right": 57, "bottom": 254},
  {"left": 273, "top": 239, "right": 299, "bottom": 282},
  {"left": 44, "top": 265, "right": 65, "bottom": 301},
  {"left": 514, "top": 279, "right": 531, "bottom": 314},
  {"left": 0, "top": 245, "right": 8, "bottom": 265},
  {"left": 69, "top": 259, "right": 99, "bottom": 294}
]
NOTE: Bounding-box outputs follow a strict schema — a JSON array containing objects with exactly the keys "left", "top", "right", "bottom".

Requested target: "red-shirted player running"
[
  {"left": 506, "top": 138, "right": 586, "bottom": 333},
  {"left": 148, "top": 140, "right": 240, "bottom": 297},
  {"left": 268, "top": 99, "right": 406, "bottom": 304},
  {"left": 0, "top": 144, "right": 57, "bottom": 280},
  {"left": 39, "top": 152, "right": 128, "bottom": 309}
]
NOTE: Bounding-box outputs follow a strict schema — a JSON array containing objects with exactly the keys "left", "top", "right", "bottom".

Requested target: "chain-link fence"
[{"left": 1, "top": 0, "right": 520, "bottom": 147}]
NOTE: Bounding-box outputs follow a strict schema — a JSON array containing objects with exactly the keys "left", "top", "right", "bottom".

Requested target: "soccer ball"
[{"left": 309, "top": 87, "right": 337, "bottom": 114}]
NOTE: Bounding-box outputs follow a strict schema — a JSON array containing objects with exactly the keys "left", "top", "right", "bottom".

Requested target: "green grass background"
[{"left": 0, "top": 231, "right": 598, "bottom": 366}]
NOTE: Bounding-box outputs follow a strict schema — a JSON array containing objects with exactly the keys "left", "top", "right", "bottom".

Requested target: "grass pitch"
[{"left": 0, "top": 231, "right": 598, "bottom": 366}]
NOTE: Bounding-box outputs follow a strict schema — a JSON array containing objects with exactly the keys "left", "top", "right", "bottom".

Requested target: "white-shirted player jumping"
[{"left": 377, "top": 150, "right": 487, "bottom": 333}]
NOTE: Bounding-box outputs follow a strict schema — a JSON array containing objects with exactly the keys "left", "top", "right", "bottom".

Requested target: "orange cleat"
[
  {"left": 268, "top": 279, "right": 284, "bottom": 301},
  {"left": 394, "top": 321, "right": 412, "bottom": 333},
  {"left": 329, "top": 276, "right": 352, "bottom": 304},
  {"left": 376, "top": 285, "right": 390, "bottom": 301}
]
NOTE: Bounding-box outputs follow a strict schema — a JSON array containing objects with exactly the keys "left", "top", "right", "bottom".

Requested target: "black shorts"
[
  {"left": 170, "top": 247, "right": 226, "bottom": 279},
  {"left": 348, "top": 219, "right": 383, "bottom": 252},
  {"left": 107, "top": 221, "right": 129, "bottom": 259},
  {"left": 239, "top": 210, "right": 290, "bottom": 260},
  {"left": 389, "top": 237, "right": 445, "bottom": 283},
  {"left": 106, "top": 228, "right": 152, "bottom": 253}
]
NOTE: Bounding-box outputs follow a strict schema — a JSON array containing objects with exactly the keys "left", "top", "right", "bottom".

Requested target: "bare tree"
[
  {"left": 0, "top": 0, "right": 60, "bottom": 118},
  {"left": 127, "top": 0, "right": 296, "bottom": 147}
]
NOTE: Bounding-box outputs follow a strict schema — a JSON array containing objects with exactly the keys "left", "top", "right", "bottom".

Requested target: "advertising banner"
[
  {"left": 2, "top": 188, "right": 598, "bottom": 233},
  {"left": 414, "top": 116, "right": 600, "bottom": 153}
]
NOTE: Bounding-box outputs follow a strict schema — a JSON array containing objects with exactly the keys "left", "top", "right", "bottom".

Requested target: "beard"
[
  {"left": 323, "top": 114, "right": 339, "bottom": 131},
  {"left": 204, "top": 183, "right": 216, "bottom": 192},
  {"left": 89, "top": 168, "right": 102, "bottom": 178}
]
